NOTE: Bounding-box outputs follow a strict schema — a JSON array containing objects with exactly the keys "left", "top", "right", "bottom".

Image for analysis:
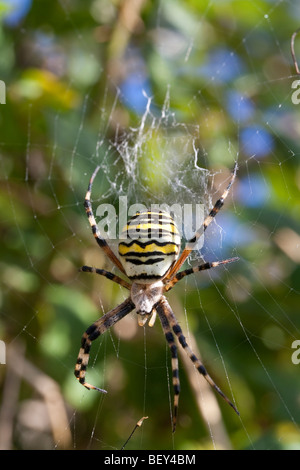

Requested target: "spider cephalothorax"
[{"left": 74, "top": 165, "right": 239, "bottom": 432}]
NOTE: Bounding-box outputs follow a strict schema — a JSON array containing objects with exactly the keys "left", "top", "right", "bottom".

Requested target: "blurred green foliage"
[{"left": 0, "top": 0, "right": 300, "bottom": 450}]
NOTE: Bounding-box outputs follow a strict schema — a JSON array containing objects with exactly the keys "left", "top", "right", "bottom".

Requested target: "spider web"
[{"left": 1, "top": 0, "right": 300, "bottom": 451}]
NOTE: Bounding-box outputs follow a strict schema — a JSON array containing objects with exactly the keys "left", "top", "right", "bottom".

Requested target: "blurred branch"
[
  {"left": 0, "top": 343, "right": 24, "bottom": 450},
  {"left": 108, "top": 0, "right": 146, "bottom": 62},
  {"left": 0, "top": 342, "right": 72, "bottom": 449}
]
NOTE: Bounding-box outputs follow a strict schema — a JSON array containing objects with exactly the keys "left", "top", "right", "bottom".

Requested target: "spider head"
[{"left": 118, "top": 210, "right": 180, "bottom": 283}]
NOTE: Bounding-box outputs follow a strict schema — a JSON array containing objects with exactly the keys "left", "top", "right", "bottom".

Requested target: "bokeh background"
[{"left": 0, "top": 0, "right": 300, "bottom": 450}]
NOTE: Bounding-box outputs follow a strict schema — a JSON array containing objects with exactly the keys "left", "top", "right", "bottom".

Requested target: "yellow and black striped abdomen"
[{"left": 118, "top": 210, "right": 180, "bottom": 283}]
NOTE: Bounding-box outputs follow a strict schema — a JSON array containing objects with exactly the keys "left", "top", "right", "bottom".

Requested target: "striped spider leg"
[
  {"left": 79, "top": 265, "right": 131, "bottom": 290},
  {"left": 167, "top": 163, "right": 238, "bottom": 280},
  {"left": 74, "top": 297, "right": 135, "bottom": 391},
  {"left": 75, "top": 165, "right": 239, "bottom": 432},
  {"left": 156, "top": 296, "right": 239, "bottom": 433},
  {"left": 84, "top": 166, "right": 126, "bottom": 275},
  {"left": 164, "top": 257, "right": 239, "bottom": 293}
]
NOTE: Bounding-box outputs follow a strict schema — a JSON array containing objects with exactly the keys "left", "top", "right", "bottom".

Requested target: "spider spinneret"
[{"left": 74, "top": 164, "right": 239, "bottom": 432}]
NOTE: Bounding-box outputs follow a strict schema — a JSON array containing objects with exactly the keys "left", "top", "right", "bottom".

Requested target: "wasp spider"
[{"left": 75, "top": 164, "right": 239, "bottom": 432}]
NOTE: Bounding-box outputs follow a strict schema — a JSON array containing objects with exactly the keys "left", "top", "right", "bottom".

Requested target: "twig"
[
  {"left": 121, "top": 416, "right": 148, "bottom": 450},
  {"left": 291, "top": 28, "right": 300, "bottom": 75}
]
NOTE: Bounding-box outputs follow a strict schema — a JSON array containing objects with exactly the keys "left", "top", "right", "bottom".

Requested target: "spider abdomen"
[{"left": 118, "top": 210, "right": 180, "bottom": 283}]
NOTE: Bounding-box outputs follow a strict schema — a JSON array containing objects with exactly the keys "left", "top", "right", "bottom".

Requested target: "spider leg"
[
  {"left": 166, "top": 163, "right": 238, "bottom": 280},
  {"left": 156, "top": 297, "right": 239, "bottom": 416},
  {"left": 79, "top": 265, "right": 131, "bottom": 290},
  {"left": 84, "top": 166, "right": 126, "bottom": 275},
  {"left": 164, "top": 257, "right": 239, "bottom": 292},
  {"left": 74, "top": 297, "right": 135, "bottom": 391},
  {"left": 156, "top": 305, "right": 180, "bottom": 433}
]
